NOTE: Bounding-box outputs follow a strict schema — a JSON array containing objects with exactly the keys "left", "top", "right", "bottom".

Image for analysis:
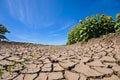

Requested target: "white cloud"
[
  {"left": 60, "top": 23, "right": 73, "bottom": 30},
  {"left": 50, "top": 22, "right": 74, "bottom": 34},
  {"left": 6, "top": 0, "right": 54, "bottom": 29},
  {"left": 11, "top": 33, "right": 42, "bottom": 43},
  {"left": 7, "top": 0, "right": 24, "bottom": 20}
]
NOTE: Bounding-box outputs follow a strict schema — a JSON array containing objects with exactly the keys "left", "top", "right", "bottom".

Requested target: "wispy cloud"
[
  {"left": 60, "top": 23, "right": 73, "bottom": 31},
  {"left": 50, "top": 33, "right": 60, "bottom": 37},
  {"left": 6, "top": 0, "right": 54, "bottom": 29},
  {"left": 48, "top": 22, "right": 74, "bottom": 37},
  {"left": 12, "top": 33, "right": 31, "bottom": 41},
  {"left": 11, "top": 33, "right": 42, "bottom": 43},
  {"left": 50, "top": 22, "right": 74, "bottom": 34},
  {"left": 7, "top": 0, "right": 25, "bottom": 21},
  {"left": 37, "top": 18, "right": 55, "bottom": 28}
]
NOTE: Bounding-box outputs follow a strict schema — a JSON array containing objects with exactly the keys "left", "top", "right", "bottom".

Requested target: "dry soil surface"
[{"left": 0, "top": 33, "right": 120, "bottom": 80}]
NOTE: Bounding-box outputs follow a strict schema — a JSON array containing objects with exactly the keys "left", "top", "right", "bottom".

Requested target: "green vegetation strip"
[{"left": 67, "top": 13, "right": 120, "bottom": 45}]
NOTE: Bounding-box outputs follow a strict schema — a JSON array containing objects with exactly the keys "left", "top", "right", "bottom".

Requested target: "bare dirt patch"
[{"left": 0, "top": 33, "right": 120, "bottom": 80}]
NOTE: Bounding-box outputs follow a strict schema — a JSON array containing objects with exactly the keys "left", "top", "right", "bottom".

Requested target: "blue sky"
[{"left": 0, "top": 0, "right": 120, "bottom": 45}]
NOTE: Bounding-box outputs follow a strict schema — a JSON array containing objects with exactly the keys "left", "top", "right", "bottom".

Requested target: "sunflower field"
[{"left": 67, "top": 13, "right": 120, "bottom": 45}]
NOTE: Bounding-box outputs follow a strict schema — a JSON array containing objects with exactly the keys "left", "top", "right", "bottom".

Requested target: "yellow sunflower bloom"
[
  {"left": 91, "top": 16, "right": 94, "bottom": 20},
  {"left": 96, "top": 14, "right": 99, "bottom": 17},
  {"left": 79, "top": 20, "right": 83, "bottom": 24},
  {"left": 86, "top": 16, "right": 89, "bottom": 21},
  {"left": 106, "top": 16, "right": 112, "bottom": 20},
  {"left": 100, "top": 14, "right": 105, "bottom": 19},
  {"left": 116, "top": 13, "right": 120, "bottom": 19}
]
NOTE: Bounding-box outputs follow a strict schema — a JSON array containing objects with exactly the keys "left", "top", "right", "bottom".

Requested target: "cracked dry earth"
[{"left": 0, "top": 33, "right": 120, "bottom": 80}]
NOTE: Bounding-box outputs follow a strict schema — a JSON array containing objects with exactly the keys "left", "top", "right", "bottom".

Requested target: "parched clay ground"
[{"left": 0, "top": 33, "right": 120, "bottom": 80}]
